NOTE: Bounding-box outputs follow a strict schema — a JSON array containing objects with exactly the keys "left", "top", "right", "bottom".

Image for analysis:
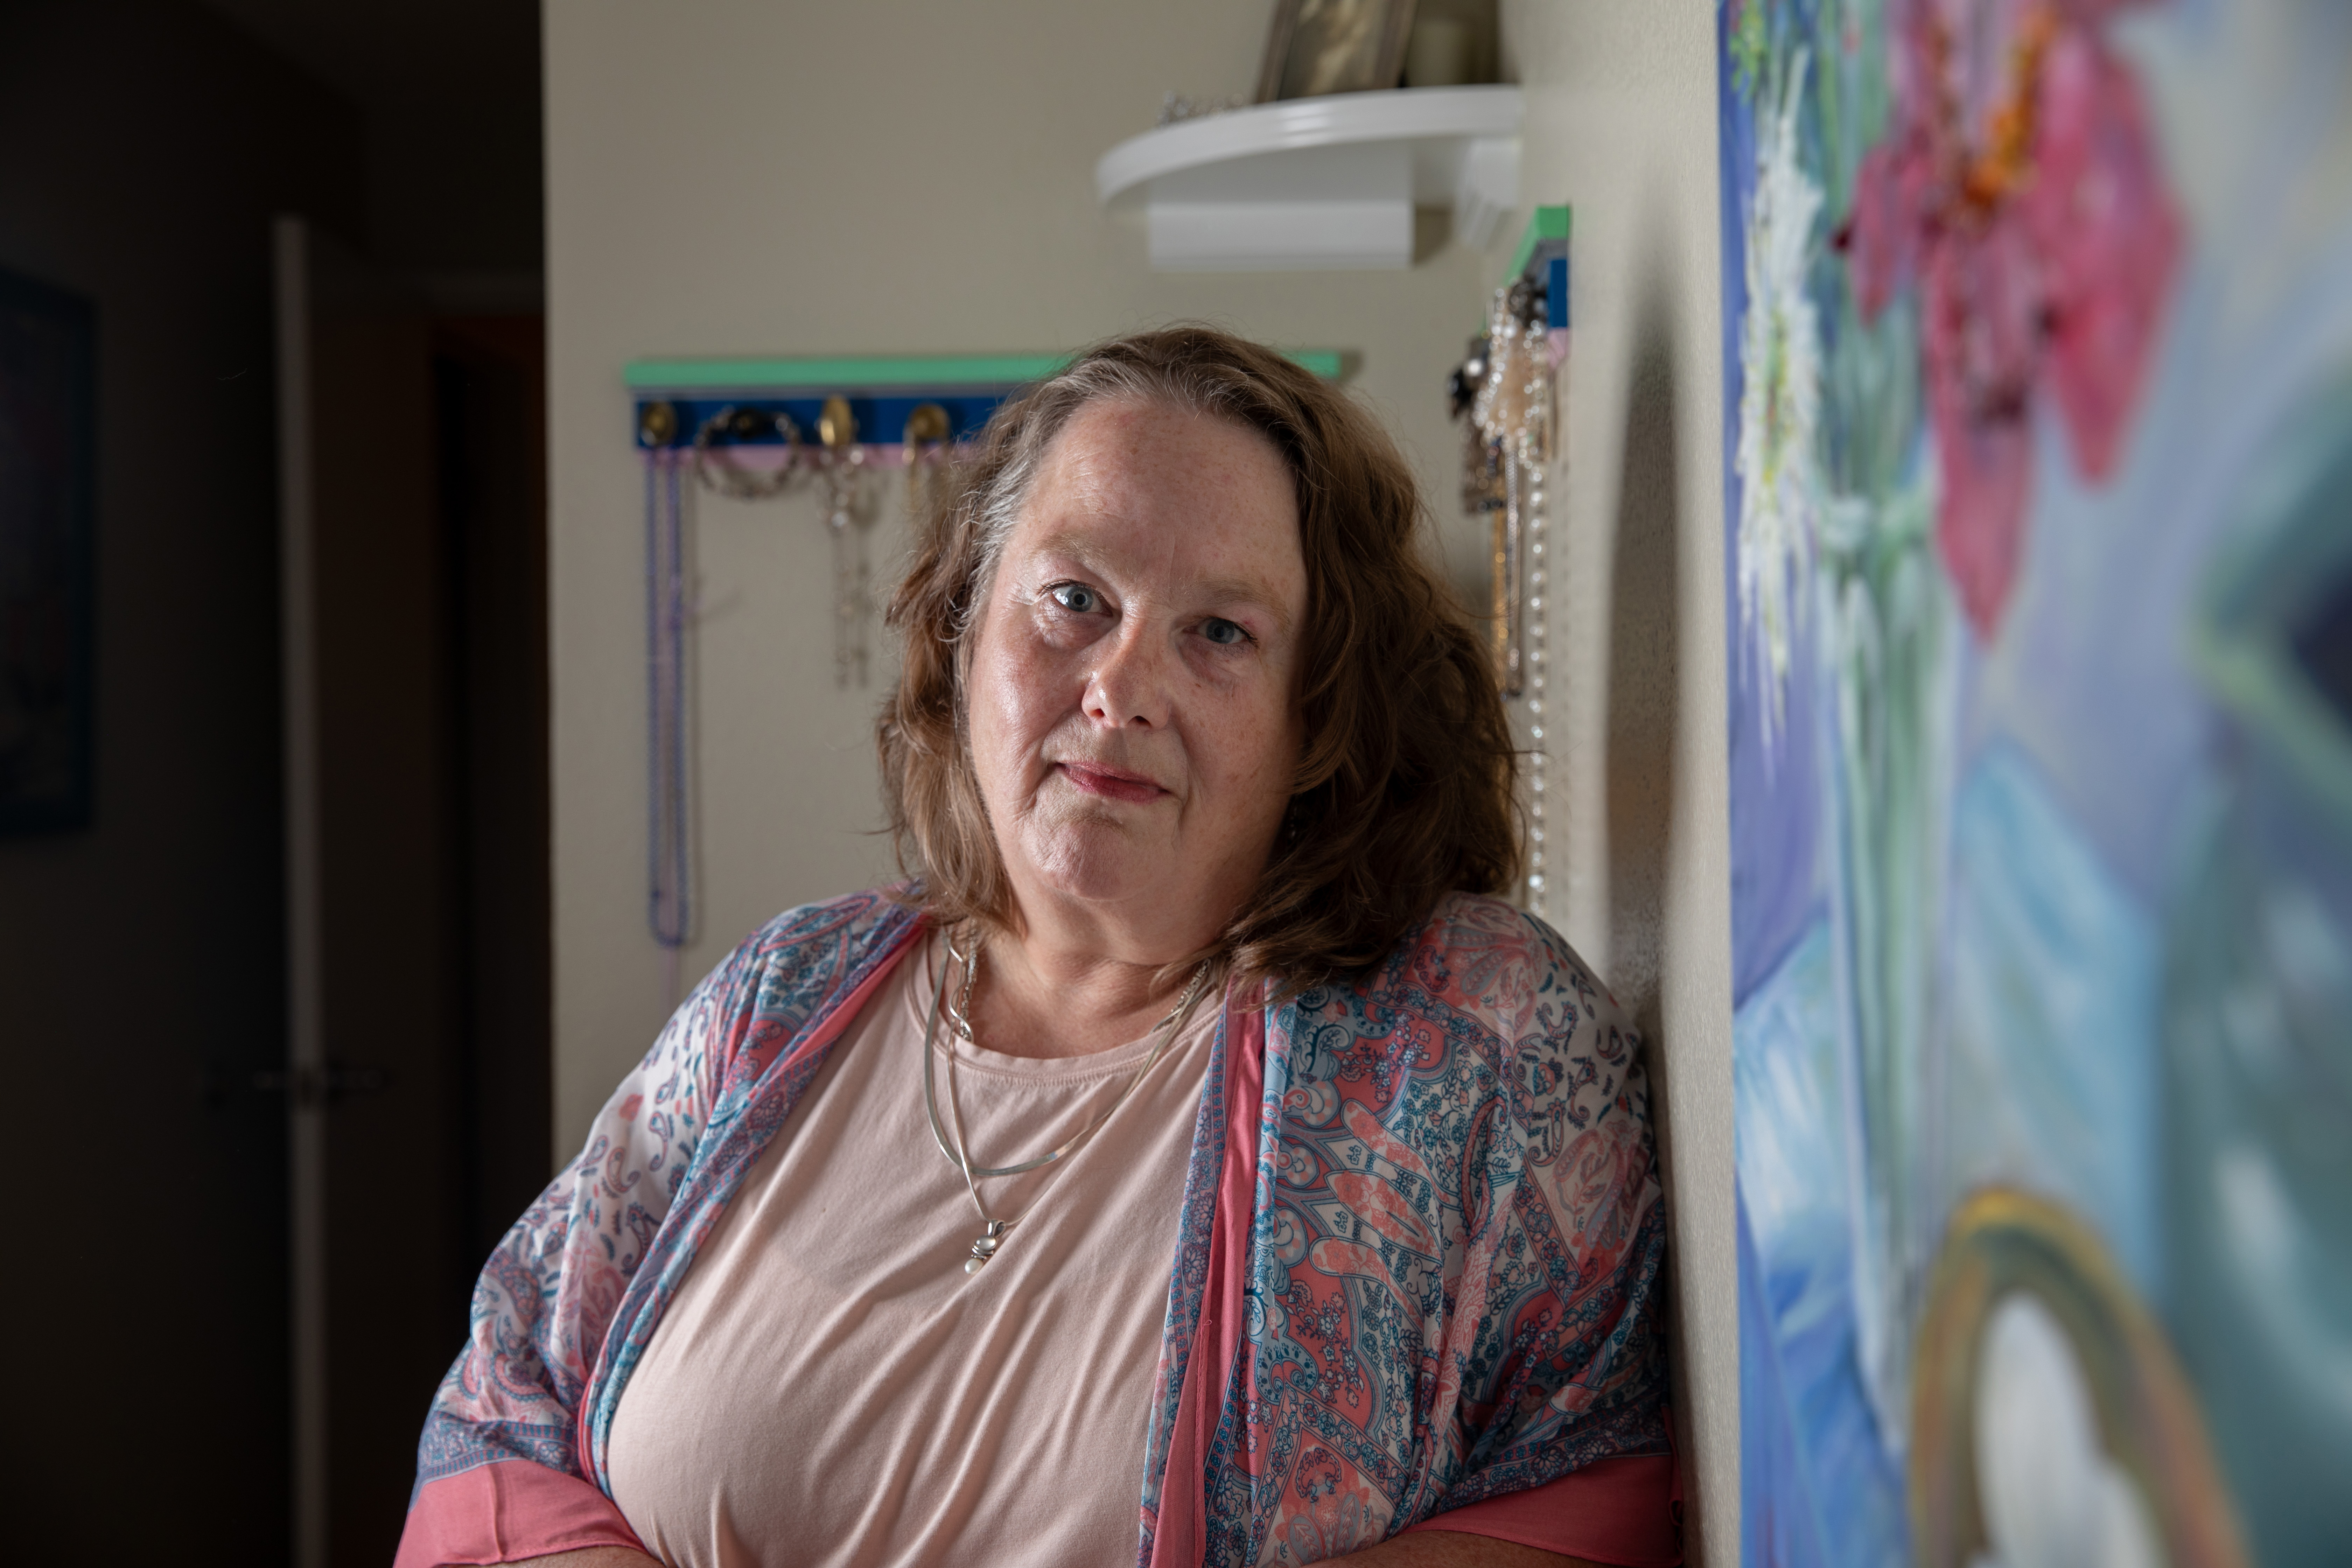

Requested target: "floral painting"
[{"left": 1719, "top": 2, "right": 2352, "bottom": 1564}]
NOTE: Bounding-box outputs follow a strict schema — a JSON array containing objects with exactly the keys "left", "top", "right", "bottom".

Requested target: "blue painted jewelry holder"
[{"left": 626, "top": 351, "right": 1346, "bottom": 451}]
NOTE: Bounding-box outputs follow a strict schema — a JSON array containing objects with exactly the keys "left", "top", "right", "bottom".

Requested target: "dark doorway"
[
  {"left": 430, "top": 315, "right": 553, "bottom": 1307},
  {"left": 0, "top": 4, "right": 544, "bottom": 1560},
  {"left": 277, "top": 223, "right": 550, "bottom": 1566}
]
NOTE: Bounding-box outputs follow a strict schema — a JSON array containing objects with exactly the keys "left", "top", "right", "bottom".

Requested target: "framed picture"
[
  {"left": 1255, "top": 0, "right": 1418, "bottom": 103},
  {"left": 0, "top": 264, "right": 95, "bottom": 835}
]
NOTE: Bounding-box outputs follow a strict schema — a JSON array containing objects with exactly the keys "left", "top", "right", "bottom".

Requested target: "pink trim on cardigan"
[
  {"left": 393, "top": 1461, "right": 646, "bottom": 1568},
  {"left": 1401, "top": 1452, "right": 1682, "bottom": 1566},
  {"left": 1147, "top": 1002, "right": 1267, "bottom": 1568}
]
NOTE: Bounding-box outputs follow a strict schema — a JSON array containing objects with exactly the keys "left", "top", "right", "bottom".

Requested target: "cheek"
[
  {"left": 967, "top": 623, "right": 1068, "bottom": 779},
  {"left": 1196, "top": 688, "right": 1302, "bottom": 803}
]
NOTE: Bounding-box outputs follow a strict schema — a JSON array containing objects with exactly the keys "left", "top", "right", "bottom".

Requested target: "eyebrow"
[{"left": 1029, "top": 531, "right": 1296, "bottom": 632}]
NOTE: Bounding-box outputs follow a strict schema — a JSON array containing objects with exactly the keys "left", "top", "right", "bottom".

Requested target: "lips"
[{"left": 1055, "top": 761, "right": 1166, "bottom": 804}]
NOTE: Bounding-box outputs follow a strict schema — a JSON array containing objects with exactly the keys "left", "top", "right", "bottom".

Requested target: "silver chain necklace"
[{"left": 920, "top": 931, "right": 1212, "bottom": 1276}]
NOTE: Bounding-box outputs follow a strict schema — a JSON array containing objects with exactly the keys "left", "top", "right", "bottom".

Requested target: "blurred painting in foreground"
[{"left": 1716, "top": 1, "right": 2352, "bottom": 1564}]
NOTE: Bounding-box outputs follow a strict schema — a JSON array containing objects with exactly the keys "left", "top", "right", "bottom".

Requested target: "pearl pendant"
[{"left": 964, "top": 1219, "right": 1009, "bottom": 1276}]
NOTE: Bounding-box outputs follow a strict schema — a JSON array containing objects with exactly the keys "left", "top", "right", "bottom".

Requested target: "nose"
[{"left": 1083, "top": 619, "right": 1172, "bottom": 730}]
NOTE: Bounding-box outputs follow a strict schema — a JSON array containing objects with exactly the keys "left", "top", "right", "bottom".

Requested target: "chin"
[{"left": 1020, "top": 818, "right": 1166, "bottom": 906}]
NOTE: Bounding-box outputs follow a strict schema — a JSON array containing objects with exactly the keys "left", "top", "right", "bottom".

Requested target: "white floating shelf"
[{"left": 1095, "top": 85, "right": 1522, "bottom": 272}]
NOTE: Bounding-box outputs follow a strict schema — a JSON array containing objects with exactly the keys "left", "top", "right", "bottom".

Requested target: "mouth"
[{"left": 1054, "top": 761, "right": 1167, "bottom": 804}]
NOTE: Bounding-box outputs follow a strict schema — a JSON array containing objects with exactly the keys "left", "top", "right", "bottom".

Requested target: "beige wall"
[
  {"left": 1492, "top": 4, "right": 1735, "bottom": 1561},
  {"left": 545, "top": 0, "right": 1731, "bottom": 1555}
]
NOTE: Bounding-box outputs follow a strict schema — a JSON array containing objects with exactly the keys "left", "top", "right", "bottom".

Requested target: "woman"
[{"left": 398, "top": 328, "right": 1676, "bottom": 1568}]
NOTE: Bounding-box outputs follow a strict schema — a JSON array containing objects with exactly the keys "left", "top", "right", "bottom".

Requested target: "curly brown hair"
[{"left": 877, "top": 324, "right": 1519, "bottom": 991}]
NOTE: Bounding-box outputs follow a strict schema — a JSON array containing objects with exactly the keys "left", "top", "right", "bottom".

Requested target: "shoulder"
[
  {"left": 696, "top": 886, "right": 925, "bottom": 1039},
  {"left": 740, "top": 885, "right": 921, "bottom": 962},
  {"left": 1385, "top": 891, "right": 1634, "bottom": 1045},
  {"left": 1270, "top": 891, "right": 1645, "bottom": 1139}
]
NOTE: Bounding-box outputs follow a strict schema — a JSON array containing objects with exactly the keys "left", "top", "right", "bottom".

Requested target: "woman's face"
[{"left": 966, "top": 397, "right": 1308, "bottom": 951}]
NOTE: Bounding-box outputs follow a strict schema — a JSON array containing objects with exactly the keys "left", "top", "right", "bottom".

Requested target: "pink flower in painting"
[{"left": 1846, "top": 0, "right": 2182, "bottom": 637}]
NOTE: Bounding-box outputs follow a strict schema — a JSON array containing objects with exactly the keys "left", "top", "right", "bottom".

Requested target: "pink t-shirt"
[{"left": 607, "top": 936, "right": 1218, "bottom": 1568}]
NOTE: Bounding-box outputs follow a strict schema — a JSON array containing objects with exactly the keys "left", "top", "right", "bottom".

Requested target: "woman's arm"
[
  {"left": 500, "top": 1527, "right": 1594, "bottom": 1568},
  {"left": 395, "top": 960, "right": 739, "bottom": 1566},
  {"left": 396, "top": 895, "right": 922, "bottom": 1568},
  {"left": 1332, "top": 1533, "right": 1599, "bottom": 1568},
  {"left": 1212, "top": 904, "right": 1677, "bottom": 1565},
  {"left": 494, "top": 1522, "right": 1596, "bottom": 1566},
  {"left": 508, "top": 1535, "right": 1594, "bottom": 1567}
]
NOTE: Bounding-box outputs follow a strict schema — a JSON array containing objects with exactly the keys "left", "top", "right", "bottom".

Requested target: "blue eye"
[
  {"left": 1050, "top": 583, "right": 1102, "bottom": 614},
  {"left": 1202, "top": 618, "right": 1248, "bottom": 646}
]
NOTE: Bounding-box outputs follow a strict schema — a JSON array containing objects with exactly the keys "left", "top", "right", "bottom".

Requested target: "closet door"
[
  {"left": 273, "top": 215, "right": 460, "bottom": 1568},
  {"left": 276, "top": 213, "right": 552, "bottom": 1568}
]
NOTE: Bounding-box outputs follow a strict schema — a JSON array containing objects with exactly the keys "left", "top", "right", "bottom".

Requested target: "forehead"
[{"left": 1012, "top": 398, "right": 1302, "bottom": 582}]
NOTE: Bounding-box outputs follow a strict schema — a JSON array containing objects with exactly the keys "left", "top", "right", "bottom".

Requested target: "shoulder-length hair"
[{"left": 877, "top": 324, "right": 1519, "bottom": 991}]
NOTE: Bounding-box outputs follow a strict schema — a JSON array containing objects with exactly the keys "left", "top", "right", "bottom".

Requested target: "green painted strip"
[
  {"left": 625, "top": 348, "right": 1346, "bottom": 391},
  {"left": 1505, "top": 204, "right": 1573, "bottom": 285}
]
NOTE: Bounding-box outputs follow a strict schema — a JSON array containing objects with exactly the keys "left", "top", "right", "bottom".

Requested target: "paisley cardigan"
[{"left": 396, "top": 889, "right": 1677, "bottom": 1567}]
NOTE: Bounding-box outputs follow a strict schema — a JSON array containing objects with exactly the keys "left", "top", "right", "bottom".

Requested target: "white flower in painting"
[
  {"left": 1971, "top": 1292, "right": 2162, "bottom": 1568},
  {"left": 1736, "top": 50, "right": 1824, "bottom": 755}
]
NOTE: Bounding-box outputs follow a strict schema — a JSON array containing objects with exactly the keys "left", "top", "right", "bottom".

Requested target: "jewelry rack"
[
  {"left": 1505, "top": 203, "right": 1570, "bottom": 342},
  {"left": 626, "top": 350, "right": 1346, "bottom": 456},
  {"left": 1448, "top": 205, "right": 1570, "bottom": 917}
]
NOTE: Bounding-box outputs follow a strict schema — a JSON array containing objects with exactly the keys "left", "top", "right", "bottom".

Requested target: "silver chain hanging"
[{"left": 1468, "top": 281, "right": 1558, "bottom": 920}]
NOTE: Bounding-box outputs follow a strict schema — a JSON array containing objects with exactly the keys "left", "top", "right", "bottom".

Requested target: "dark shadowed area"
[{"left": 0, "top": 2, "right": 546, "bottom": 1560}]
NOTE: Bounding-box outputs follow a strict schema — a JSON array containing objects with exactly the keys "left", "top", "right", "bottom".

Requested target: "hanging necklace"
[{"left": 920, "top": 931, "right": 1212, "bottom": 1275}]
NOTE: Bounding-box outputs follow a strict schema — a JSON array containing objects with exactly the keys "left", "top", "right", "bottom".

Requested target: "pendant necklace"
[{"left": 920, "top": 930, "right": 1212, "bottom": 1276}]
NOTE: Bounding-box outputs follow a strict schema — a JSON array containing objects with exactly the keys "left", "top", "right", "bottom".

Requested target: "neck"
[{"left": 962, "top": 910, "right": 1212, "bottom": 1062}]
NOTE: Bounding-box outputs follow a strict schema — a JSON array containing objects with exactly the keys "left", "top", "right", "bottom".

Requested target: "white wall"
[
  {"left": 545, "top": 0, "right": 1732, "bottom": 1555},
  {"left": 1492, "top": 4, "right": 1735, "bottom": 1562}
]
